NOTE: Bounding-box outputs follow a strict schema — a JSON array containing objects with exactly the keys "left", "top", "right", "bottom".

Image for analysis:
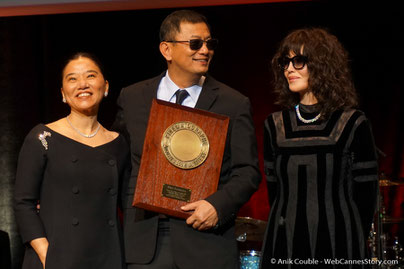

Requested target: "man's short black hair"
[{"left": 159, "top": 10, "right": 210, "bottom": 42}]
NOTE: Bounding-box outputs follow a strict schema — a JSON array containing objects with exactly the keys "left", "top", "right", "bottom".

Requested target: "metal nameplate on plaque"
[
  {"left": 162, "top": 184, "right": 191, "bottom": 202},
  {"left": 161, "top": 121, "right": 209, "bottom": 170}
]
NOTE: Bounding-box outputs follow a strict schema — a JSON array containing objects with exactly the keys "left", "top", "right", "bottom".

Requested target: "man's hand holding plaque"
[{"left": 181, "top": 200, "right": 219, "bottom": 231}]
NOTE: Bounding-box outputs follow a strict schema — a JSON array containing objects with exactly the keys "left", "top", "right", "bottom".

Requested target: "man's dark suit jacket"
[{"left": 113, "top": 73, "right": 261, "bottom": 269}]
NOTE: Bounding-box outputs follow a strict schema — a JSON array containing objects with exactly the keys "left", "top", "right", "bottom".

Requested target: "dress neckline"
[
  {"left": 40, "top": 124, "right": 121, "bottom": 149},
  {"left": 298, "top": 103, "right": 320, "bottom": 114}
]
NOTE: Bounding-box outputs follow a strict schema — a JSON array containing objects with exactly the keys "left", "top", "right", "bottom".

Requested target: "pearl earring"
[
  {"left": 104, "top": 92, "right": 108, "bottom": 97},
  {"left": 62, "top": 97, "right": 66, "bottom": 103}
]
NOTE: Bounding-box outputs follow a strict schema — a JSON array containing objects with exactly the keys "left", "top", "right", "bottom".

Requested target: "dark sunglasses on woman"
[{"left": 278, "top": 55, "right": 308, "bottom": 70}]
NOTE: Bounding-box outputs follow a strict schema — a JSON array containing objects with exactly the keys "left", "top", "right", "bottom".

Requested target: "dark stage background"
[{"left": 0, "top": 1, "right": 403, "bottom": 268}]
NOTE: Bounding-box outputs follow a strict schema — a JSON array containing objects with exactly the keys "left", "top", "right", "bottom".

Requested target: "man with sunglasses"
[{"left": 113, "top": 9, "right": 261, "bottom": 269}]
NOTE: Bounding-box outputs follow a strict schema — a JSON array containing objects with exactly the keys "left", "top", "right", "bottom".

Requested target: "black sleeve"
[
  {"left": 14, "top": 127, "right": 48, "bottom": 244},
  {"left": 111, "top": 88, "right": 132, "bottom": 210},
  {"left": 263, "top": 117, "right": 278, "bottom": 206},
  {"left": 204, "top": 97, "right": 262, "bottom": 225},
  {"left": 349, "top": 117, "right": 379, "bottom": 234}
]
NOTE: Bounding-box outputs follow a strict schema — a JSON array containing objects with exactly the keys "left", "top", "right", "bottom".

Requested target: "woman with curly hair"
[{"left": 260, "top": 28, "right": 378, "bottom": 268}]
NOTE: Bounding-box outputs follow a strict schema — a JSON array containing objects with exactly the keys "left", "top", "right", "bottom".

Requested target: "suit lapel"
[
  {"left": 141, "top": 72, "right": 165, "bottom": 114},
  {"left": 195, "top": 75, "right": 219, "bottom": 111}
]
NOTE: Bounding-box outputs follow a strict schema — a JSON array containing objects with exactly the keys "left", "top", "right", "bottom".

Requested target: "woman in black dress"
[
  {"left": 261, "top": 28, "right": 378, "bottom": 268},
  {"left": 14, "top": 52, "right": 129, "bottom": 269}
]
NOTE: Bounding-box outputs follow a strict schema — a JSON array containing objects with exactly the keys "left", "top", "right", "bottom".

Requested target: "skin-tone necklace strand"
[
  {"left": 295, "top": 104, "right": 321, "bottom": 123},
  {"left": 66, "top": 116, "right": 100, "bottom": 138}
]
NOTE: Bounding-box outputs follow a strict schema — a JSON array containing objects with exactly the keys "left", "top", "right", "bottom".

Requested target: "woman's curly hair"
[{"left": 271, "top": 27, "right": 358, "bottom": 118}]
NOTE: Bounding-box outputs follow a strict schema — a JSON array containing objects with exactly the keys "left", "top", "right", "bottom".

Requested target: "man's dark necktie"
[{"left": 175, "top": 89, "right": 189, "bottom": 105}]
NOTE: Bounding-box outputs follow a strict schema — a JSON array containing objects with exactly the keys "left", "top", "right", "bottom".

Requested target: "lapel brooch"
[{"left": 38, "top": 131, "right": 52, "bottom": 150}]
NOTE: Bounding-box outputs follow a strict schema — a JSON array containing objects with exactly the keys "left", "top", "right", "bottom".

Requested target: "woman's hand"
[{"left": 30, "top": 237, "right": 49, "bottom": 268}]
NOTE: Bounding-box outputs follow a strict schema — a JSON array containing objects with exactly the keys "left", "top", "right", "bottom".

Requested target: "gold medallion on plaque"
[{"left": 161, "top": 121, "right": 209, "bottom": 169}]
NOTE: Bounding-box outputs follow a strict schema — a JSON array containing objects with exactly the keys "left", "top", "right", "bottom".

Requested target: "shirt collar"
[{"left": 164, "top": 71, "right": 204, "bottom": 104}]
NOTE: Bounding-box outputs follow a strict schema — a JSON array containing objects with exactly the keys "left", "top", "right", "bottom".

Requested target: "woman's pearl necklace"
[
  {"left": 66, "top": 116, "right": 100, "bottom": 138},
  {"left": 295, "top": 104, "right": 321, "bottom": 123}
]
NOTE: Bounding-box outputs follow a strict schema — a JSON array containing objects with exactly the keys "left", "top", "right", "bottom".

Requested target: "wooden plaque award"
[{"left": 132, "top": 99, "right": 229, "bottom": 219}]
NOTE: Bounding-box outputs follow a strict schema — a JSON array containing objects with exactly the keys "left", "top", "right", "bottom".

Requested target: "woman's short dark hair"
[
  {"left": 61, "top": 52, "right": 106, "bottom": 84},
  {"left": 159, "top": 10, "right": 210, "bottom": 42},
  {"left": 271, "top": 27, "right": 358, "bottom": 118}
]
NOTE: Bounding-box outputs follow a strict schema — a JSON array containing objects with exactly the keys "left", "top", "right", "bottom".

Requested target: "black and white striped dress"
[{"left": 261, "top": 104, "right": 378, "bottom": 269}]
